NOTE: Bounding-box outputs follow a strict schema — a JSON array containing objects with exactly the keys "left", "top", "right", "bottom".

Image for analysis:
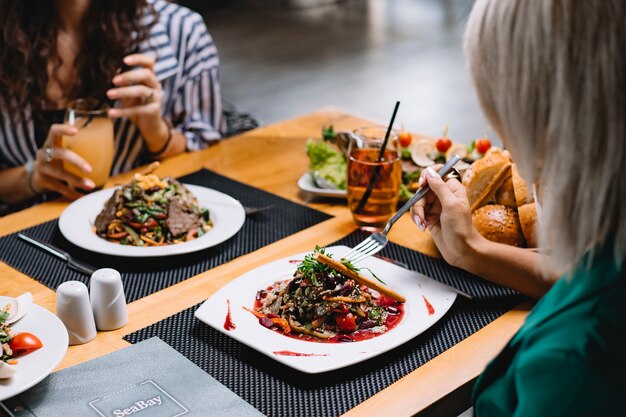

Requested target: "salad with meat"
[
  {"left": 248, "top": 247, "right": 405, "bottom": 343},
  {"left": 94, "top": 173, "right": 212, "bottom": 246}
]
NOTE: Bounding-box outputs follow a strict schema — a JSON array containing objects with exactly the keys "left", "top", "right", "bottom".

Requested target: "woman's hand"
[
  {"left": 106, "top": 54, "right": 169, "bottom": 152},
  {"left": 31, "top": 124, "right": 95, "bottom": 200},
  {"left": 411, "top": 166, "right": 484, "bottom": 269}
]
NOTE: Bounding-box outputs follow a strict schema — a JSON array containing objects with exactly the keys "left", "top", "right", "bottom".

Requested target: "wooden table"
[{"left": 0, "top": 108, "right": 529, "bottom": 416}]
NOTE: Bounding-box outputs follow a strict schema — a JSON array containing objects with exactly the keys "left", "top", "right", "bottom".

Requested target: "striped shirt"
[{"left": 0, "top": 0, "right": 224, "bottom": 174}]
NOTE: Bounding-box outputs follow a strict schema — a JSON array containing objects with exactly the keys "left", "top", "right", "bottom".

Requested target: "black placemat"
[
  {"left": 124, "top": 233, "right": 526, "bottom": 417},
  {"left": 0, "top": 169, "right": 332, "bottom": 302}
]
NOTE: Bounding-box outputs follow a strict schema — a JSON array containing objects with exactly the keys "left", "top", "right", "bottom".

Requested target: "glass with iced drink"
[
  {"left": 63, "top": 99, "right": 114, "bottom": 188},
  {"left": 347, "top": 127, "right": 402, "bottom": 231}
]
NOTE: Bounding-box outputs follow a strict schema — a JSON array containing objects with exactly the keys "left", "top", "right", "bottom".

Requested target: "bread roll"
[
  {"left": 518, "top": 202, "right": 537, "bottom": 247},
  {"left": 511, "top": 164, "right": 533, "bottom": 206},
  {"left": 485, "top": 147, "right": 511, "bottom": 161},
  {"left": 463, "top": 152, "right": 512, "bottom": 211},
  {"left": 472, "top": 204, "right": 526, "bottom": 247},
  {"left": 495, "top": 174, "right": 516, "bottom": 208}
]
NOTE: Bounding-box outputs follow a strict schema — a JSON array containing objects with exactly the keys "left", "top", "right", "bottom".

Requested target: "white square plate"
[{"left": 195, "top": 246, "right": 457, "bottom": 374}]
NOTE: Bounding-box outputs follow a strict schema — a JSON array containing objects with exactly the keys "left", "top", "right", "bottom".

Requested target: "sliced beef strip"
[
  {"left": 165, "top": 197, "right": 200, "bottom": 237},
  {"left": 94, "top": 189, "right": 123, "bottom": 234}
]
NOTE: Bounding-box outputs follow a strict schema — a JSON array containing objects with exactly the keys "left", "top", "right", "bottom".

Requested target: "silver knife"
[{"left": 17, "top": 233, "right": 96, "bottom": 276}]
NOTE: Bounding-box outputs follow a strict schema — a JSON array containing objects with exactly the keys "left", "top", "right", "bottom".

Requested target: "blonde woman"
[{"left": 413, "top": 0, "right": 625, "bottom": 414}]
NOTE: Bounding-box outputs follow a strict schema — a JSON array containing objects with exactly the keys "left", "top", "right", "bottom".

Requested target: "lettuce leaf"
[{"left": 306, "top": 139, "right": 347, "bottom": 190}]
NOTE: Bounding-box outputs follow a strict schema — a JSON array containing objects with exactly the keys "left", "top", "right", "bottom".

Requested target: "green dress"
[{"left": 473, "top": 245, "right": 626, "bottom": 416}]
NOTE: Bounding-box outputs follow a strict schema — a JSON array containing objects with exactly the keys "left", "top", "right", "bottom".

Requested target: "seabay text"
[{"left": 113, "top": 395, "right": 163, "bottom": 416}]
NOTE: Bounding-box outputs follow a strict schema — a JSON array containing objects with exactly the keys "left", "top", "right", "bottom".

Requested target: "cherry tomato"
[
  {"left": 398, "top": 131, "right": 412, "bottom": 147},
  {"left": 475, "top": 138, "right": 492, "bottom": 154},
  {"left": 8, "top": 332, "right": 43, "bottom": 357},
  {"left": 436, "top": 137, "right": 452, "bottom": 153},
  {"left": 335, "top": 313, "right": 357, "bottom": 332},
  {"left": 377, "top": 294, "right": 399, "bottom": 307}
]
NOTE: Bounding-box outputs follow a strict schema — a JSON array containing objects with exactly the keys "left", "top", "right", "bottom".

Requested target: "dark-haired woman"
[{"left": 0, "top": 0, "right": 224, "bottom": 210}]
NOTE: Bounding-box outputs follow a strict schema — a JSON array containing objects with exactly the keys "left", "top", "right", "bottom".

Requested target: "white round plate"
[
  {"left": 59, "top": 184, "right": 246, "bottom": 257},
  {"left": 195, "top": 246, "right": 457, "bottom": 374},
  {"left": 0, "top": 296, "right": 68, "bottom": 401},
  {"left": 297, "top": 173, "right": 347, "bottom": 199}
]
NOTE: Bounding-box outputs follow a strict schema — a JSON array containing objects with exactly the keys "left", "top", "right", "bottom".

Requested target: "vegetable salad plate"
[
  {"left": 297, "top": 173, "right": 346, "bottom": 199},
  {"left": 195, "top": 245, "right": 457, "bottom": 374},
  {"left": 0, "top": 296, "right": 68, "bottom": 401},
  {"left": 59, "top": 185, "right": 246, "bottom": 257}
]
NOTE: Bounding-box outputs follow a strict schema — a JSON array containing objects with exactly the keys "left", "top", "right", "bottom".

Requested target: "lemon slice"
[{"left": 411, "top": 138, "right": 436, "bottom": 167}]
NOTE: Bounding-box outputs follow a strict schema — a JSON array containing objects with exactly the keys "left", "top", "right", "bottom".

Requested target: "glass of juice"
[
  {"left": 63, "top": 99, "right": 114, "bottom": 188},
  {"left": 347, "top": 127, "right": 402, "bottom": 231}
]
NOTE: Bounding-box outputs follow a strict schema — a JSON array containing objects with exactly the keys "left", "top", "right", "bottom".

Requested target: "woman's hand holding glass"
[
  {"left": 106, "top": 54, "right": 169, "bottom": 153},
  {"left": 32, "top": 124, "right": 95, "bottom": 200}
]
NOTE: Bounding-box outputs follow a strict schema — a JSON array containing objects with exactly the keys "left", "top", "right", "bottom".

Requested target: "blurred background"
[{"left": 180, "top": 0, "right": 491, "bottom": 145}]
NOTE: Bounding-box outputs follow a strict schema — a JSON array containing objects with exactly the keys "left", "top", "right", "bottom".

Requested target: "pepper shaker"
[
  {"left": 90, "top": 268, "right": 128, "bottom": 331},
  {"left": 56, "top": 281, "right": 97, "bottom": 345}
]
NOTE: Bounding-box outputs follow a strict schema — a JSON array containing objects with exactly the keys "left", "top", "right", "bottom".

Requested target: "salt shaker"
[
  {"left": 56, "top": 281, "right": 97, "bottom": 345},
  {"left": 90, "top": 268, "right": 128, "bottom": 331}
]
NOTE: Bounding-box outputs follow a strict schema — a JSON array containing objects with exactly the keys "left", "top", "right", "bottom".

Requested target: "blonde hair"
[{"left": 464, "top": 0, "right": 626, "bottom": 273}]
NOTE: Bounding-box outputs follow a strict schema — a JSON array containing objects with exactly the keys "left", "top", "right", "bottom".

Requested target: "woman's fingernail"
[
  {"left": 107, "top": 90, "right": 117, "bottom": 98},
  {"left": 113, "top": 76, "right": 122, "bottom": 84},
  {"left": 124, "top": 56, "right": 133, "bottom": 64},
  {"left": 413, "top": 215, "right": 425, "bottom": 231},
  {"left": 84, "top": 179, "right": 95, "bottom": 188},
  {"left": 426, "top": 167, "right": 437, "bottom": 178},
  {"left": 108, "top": 109, "right": 119, "bottom": 117},
  {"left": 83, "top": 164, "right": 92, "bottom": 173},
  {"left": 417, "top": 177, "right": 424, "bottom": 187}
]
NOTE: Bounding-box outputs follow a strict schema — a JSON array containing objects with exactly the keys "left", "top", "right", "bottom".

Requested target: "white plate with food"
[
  {"left": 297, "top": 173, "right": 347, "bottom": 199},
  {"left": 59, "top": 175, "right": 246, "bottom": 257},
  {"left": 0, "top": 295, "right": 68, "bottom": 401},
  {"left": 195, "top": 245, "right": 456, "bottom": 374}
]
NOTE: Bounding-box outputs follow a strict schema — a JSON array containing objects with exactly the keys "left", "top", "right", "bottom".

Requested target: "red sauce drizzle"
[
  {"left": 273, "top": 350, "right": 329, "bottom": 357},
  {"left": 422, "top": 295, "right": 435, "bottom": 315},
  {"left": 288, "top": 259, "right": 303, "bottom": 264},
  {"left": 224, "top": 299, "right": 236, "bottom": 330}
]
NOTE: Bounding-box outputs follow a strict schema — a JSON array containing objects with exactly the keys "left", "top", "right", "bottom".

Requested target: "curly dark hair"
[{"left": 0, "top": 0, "right": 157, "bottom": 122}]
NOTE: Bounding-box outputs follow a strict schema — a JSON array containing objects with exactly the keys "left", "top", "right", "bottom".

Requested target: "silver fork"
[{"left": 343, "top": 155, "right": 462, "bottom": 264}]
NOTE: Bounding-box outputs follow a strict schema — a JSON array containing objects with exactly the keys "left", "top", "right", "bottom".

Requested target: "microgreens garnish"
[
  {"left": 297, "top": 246, "right": 333, "bottom": 286},
  {"left": 341, "top": 258, "right": 386, "bottom": 285}
]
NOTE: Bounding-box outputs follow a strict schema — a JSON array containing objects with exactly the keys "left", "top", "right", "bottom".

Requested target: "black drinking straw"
[{"left": 353, "top": 101, "right": 400, "bottom": 214}]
